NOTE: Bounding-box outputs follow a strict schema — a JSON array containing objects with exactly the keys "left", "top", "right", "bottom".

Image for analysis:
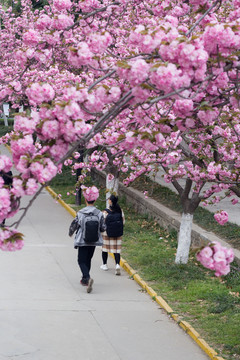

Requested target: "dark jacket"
[{"left": 0, "top": 170, "right": 13, "bottom": 186}]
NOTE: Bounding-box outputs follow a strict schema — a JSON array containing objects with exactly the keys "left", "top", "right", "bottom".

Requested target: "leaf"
[
  {"left": 140, "top": 83, "right": 155, "bottom": 90},
  {"left": 68, "top": 46, "right": 77, "bottom": 53},
  {"left": 140, "top": 30, "right": 149, "bottom": 35},
  {"left": 116, "top": 61, "right": 131, "bottom": 69}
]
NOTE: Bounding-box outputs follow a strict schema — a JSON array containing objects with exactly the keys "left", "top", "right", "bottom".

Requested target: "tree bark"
[
  {"left": 106, "top": 174, "right": 119, "bottom": 207},
  {"left": 1, "top": 104, "right": 8, "bottom": 126}
]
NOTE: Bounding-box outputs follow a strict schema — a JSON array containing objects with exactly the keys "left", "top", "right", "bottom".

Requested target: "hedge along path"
[{"left": 45, "top": 185, "right": 226, "bottom": 360}]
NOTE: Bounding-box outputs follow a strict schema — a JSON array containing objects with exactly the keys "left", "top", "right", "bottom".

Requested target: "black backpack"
[
  {"left": 0, "top": 171, "right": 13, "bottom": 186},
  {"left": 105, "top": 209, "right": 123, "bottom": 238},
  {"left": 82, "top": 211, "right": 100, "bottom": 243}
]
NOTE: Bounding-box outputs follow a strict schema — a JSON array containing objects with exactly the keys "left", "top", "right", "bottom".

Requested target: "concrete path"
[{"left": 0, "top": 189, "right": 209, "bottom": 360}]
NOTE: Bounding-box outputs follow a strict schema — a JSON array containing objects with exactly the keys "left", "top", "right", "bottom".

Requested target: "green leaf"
[{"left": 116, "top": 61, "right": 131, "bottom": 69}]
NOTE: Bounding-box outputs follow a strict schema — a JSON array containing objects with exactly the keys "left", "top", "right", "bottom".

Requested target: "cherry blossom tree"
[
  {"left": 79, "top": 101, "right": 240, "bottom": 264},
  {"left": 0, "top": 0, "right": 240, "bottom": 260},
  {"left": 120, "top": 108, "right": 240, "bottom": 264}
]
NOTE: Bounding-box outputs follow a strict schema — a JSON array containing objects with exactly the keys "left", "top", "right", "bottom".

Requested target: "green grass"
[
  {"left": 50, "top": 170, "right": 240, "bottom": 360},
  {"left": 131, "top": 176, "right": 240, "bottom": 251},
  {"left": 0, "top": 121, "right": 13, "bottom": 137},
  {"left": 49, "top": 165, "right": 108, "bottom": 209}
]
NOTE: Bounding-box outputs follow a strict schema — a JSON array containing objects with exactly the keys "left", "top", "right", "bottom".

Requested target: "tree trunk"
[
  {"left": 1, "top": 104, "right": 8, "bottom": 126},
  {"left": 106, "top": 174, "right": 119, "bottom": 207},
  {"left": 75, "top": 149, "right": 84, "bottom": 205},
  {"left": 175, "top": 213, "right": 193, "bottom": 264}
]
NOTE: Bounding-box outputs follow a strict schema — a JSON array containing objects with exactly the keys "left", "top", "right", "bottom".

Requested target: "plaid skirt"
[{"left": 102, "top": 232, "right": 122, "bottom": 253}]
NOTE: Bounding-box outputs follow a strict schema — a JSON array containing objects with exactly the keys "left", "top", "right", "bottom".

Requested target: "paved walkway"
[{"left": 0, "top": 189, "right": 209, "bottom": 360}]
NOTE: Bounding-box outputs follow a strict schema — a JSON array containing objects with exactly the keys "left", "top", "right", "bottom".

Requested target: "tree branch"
[
  {"left": 88, "top": 69, "right": 116, "bottom": 92},
  {"left": 186, "top": 0, "right": 221, "bottom": 37},
  {"left": 10, "top": 185, "right": 45, "bottom": 229},
  {"left": 56, "top": 90, "right": 133, "bottom": 165},
  {"left": 65, "top": 2, "right": 121, "bottom": 32}
]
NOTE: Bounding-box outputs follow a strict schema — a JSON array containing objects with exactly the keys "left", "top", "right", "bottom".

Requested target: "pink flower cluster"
[
  {"left": 214, "top": 210, "right": 228, "bottom": 225},
  {"left": 14, "top": 114, "right": 39, "bottom": 134},
  {"left": 82, "top": 185, "right": 99, "bottom": 202},
  {"left": 11, "top": 177, "right": 39, "bottom": 197},
  {"left": 128, "top": 59, "right": 149, "bottom": 86},
  {"left": 36, "top": 14, "right": 52, "bottom": 30},
  {"left": 26, "top": 83, "right": 55, "bottom": 106},
  {"left": 23, "top": 30, "right": 41, "bottom": 46},
  {"left": 196, "top": 242, "right": 234, "bottom": 277},
  {"left": 173, "top": 99, "right": 193, "bottom": 117},
  {"left": 53, "top": 0, "right": 72, "bottom": 11},
  {"left": 0, "top": 188, "right": 11, "bottom": 223},
  {"left": 88, "top": 32, "right": 112, "bottom": 54},
  {"left": 30, "top": 159, "right": 58, "bottom": 183},
  {"left": 53, "top": 14, "right": 74, "bottom": 30},
  {"left": 68, "top": 42, "right": 93, "bottom": 67},
  {"left": 0, "top": 228, "right": 24, "bottom": 251},
  {"left": 0, "top": 155, "right": 12, "bottom": 172}
]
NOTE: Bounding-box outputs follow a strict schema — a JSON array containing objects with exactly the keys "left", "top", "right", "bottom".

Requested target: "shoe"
[
  {"left": 100, "top": 264, "right": 108, "bottom": 271},
  {"left": 80, "top": 279, "right": 88, "bottom": 286},
  {"left": 87, "top": 278, "right": 94, "bottom": 293},
  {"left": 115, "top": 264, "right": 121, "bottom": 276}
]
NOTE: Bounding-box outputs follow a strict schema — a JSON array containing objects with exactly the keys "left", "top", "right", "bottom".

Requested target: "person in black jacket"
[
  {"left": 0, "top": 170, "right": 13, "bottom": 227},
  {"left": 69, "top": 186, "right": 105, "bottom": 293},
  {"left": 100, "top": 195, "right": 125, "bottom": 275}
]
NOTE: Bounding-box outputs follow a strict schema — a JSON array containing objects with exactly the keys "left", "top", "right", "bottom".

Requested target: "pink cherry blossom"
[
  {"left": 14, "top": 115, "right": 38, "bottom": 134},
  {"left": 53, "top": 0, "right": 72, "bottom": 11},
  {"left": 23, "top": 30, "right": 41, "bottom": 46},
  {"left": 25, "top": 178, "right": 39, "bottom": 195},
  {"left": 0, "top": 228, "right": 24, "bottom": 251},
  {"left": 0, "top": 188, "right": 11, "bottom": 223},
  {"left": 173, "top": 99, "right": 193, "bottom": 117},
  {"left": 11, "top": 178, "right": 25, "bottom": 197},
  {"left": 41, "top": 120, "right": 60, "bottom": 139},
  {"left": 68, "top": 42, "right": 93, "bottom": 67},
  {"left": 196, "top": 242, "right": 234, "bottom": 276},
  {"left": 53, "top": 14, "right": 74, "bottom": 30},
  {"left": 128, "top": 59, "right": 149, "bottom": 86},
  {"left": 26, "top": 83, "right": 55, "bottom": 106},
  {"left": 82, "top": 185, "right": 99, "bottom": 202},
  {"left": 214, "top": 211, "right": 228, "bottom": 225},
  {"left": 0, "top": 155, "right": 12, "bottom": 172},
  {"left": 36, "top": 14, "right": 52, "bottom": 30}
]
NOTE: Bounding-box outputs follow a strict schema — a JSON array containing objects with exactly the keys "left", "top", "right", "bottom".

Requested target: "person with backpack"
[
  {"left": 100, "top": 194, "right": 125, "bottom": 275},
  {"left": 69, "top": 185, "right": 106, "bottom": 293}
]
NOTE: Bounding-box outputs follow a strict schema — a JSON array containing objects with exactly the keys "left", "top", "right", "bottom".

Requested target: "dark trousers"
[
  {"left": 78, "top": 246, "right": 96, "bottom": 283},
  {"left": 102, "top": 251, "right": 120, "bottom": 265}
]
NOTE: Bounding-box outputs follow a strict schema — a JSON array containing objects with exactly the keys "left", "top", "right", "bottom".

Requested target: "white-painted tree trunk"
[
  {"left": 106, "top": 174, "right": 119, "bottom": 207},
  {"left": 175, "top": 213, "right": 193, "bottom": 264},
  {"left": 2, "top": 104, "right": 8, "bottom": 126},
  {"left": 2, "top": 112, "right": 8, "bottom": 126}
]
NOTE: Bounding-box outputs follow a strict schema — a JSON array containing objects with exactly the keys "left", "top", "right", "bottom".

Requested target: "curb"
[
  {"left": 45, "top": 186, "right": 77, "bottom": 218},
  {"left": 46, "top": 186, "right": 226, "bottom": 360}
]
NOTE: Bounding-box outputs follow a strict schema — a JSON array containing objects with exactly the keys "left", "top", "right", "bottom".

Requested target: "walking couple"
[{"left": 69, "top": 185, "right": 125, "bottom": 293}]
